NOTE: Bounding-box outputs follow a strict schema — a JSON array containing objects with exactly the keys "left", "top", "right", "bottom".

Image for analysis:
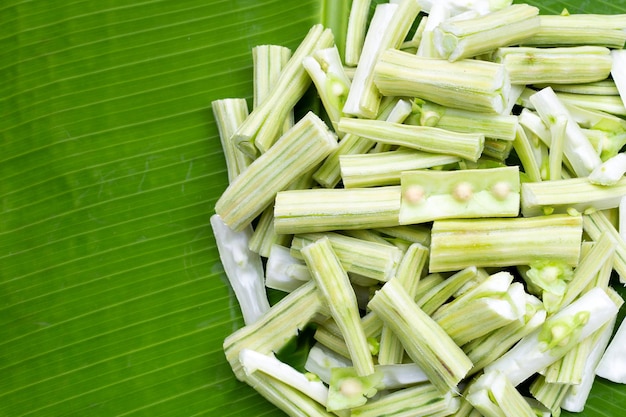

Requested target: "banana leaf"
[{"left": 1, "top": 0, "right": 625, "bottom": 416}]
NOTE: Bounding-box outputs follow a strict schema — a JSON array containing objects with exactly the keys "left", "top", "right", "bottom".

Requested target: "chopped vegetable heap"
[{"left": 210, "top": 1, "right": 626, "bottom": 416}]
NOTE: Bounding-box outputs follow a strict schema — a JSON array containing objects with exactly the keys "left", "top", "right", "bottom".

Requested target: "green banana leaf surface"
[{"left": 2, "top": 0, "right": 625, "bottom": 416}]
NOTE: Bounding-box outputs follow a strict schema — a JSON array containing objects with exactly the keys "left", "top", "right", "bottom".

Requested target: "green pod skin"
[
  {"left": 215, "top": 111, "right": 338, "bottom": 232},
  {"left": 429, "top": 214, "right": 583, "bottom": 272}
]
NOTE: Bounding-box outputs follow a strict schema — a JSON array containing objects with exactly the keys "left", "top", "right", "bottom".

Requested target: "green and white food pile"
[{"left": 210, "top": 0, "right": 626, "bottom": 416}]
